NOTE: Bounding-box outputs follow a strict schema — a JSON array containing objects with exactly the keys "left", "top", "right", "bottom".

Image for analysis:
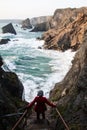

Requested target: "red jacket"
[{"left": 27, "top": 96, "right": 56, "bottom": 113}]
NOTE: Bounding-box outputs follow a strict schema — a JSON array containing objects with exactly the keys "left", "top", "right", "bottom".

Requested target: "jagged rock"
[
  {"left": 50, "top": 31, "right": 87, "bottom": 130},
  {"left": 0, "top": 38, "right": 10, "bottom": 45},
  {"left": 2, "top": 23, "right": 17, "bottom": 35},
  {"left": 42, "top": 13, "right": 87, "bottom": 51},
  {"left": 49, "top": 7, "right": 87, "bottom": 29},
  {"left": 21, "top": 18, "right": 32, "bottom": 29}
]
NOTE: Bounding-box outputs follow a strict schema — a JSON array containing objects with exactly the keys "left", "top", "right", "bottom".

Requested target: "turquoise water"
[{"left": 0, "top": 20, "right": 75, "bottom": 101}]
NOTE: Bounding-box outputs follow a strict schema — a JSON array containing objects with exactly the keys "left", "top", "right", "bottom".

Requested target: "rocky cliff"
[
  {"left": 49, "top": 7, "right": 87, "bottom": 29},
  {"left": 42, "top": 7, "right": 87, "bottom": 51},
  {"left": 0, "top": 65, "right": 27, "bottom": 130},
  {"left": 50, "top": 31, "right": 87, "bottom": 130}
]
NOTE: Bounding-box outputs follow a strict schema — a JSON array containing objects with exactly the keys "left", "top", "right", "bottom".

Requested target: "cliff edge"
[{"left": 50, "top": 29, "right": 87, "bottom": 130}]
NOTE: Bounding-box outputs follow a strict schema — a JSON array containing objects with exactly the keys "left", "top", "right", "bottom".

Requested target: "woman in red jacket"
[{"left": 27, "top": 90, "right": 56, "bottom": 120}]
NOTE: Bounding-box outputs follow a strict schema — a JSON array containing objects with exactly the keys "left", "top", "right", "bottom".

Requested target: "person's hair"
[{"left": 37, "top": 90, "right": 44, "bottom": 97}]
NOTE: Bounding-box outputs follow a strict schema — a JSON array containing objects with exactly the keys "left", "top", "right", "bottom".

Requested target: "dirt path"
[{"left": 24, "top": 107, "right": 56, "bottom": 130}]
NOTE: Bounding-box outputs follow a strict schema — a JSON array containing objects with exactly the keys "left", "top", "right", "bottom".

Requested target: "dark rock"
[
  {"left": 21, "top": 18, "right": 32, "bottom": 29},
  {"left": 0, "top": 56, "right": 27, "bottom": 130},
  {"left": 2, "top": 23, "right": 16, "bottom": 35},
  {"left": 0, "top": 38, "right": 10, "bottom": 45},
  {"left": 38, "top": 46, "right": 42, "bottom": 49},
  {"left": 3, "top": 72, "right": 24, "bottom": 99},
  {"left": 0, "top": 55, "right": 3, "bottom": 67}
]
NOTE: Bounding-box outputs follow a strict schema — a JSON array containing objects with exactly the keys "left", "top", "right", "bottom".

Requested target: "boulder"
[
  {"left": 0, "top": 38, "right": 10, "bottom": 45},
  {"left": 2, "top": 23, "right": 16, "bottom": 35}
]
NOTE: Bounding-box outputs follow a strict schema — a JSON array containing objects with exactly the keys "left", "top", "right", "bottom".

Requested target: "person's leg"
[
  {"left": 42, "top": 112, "right": 45, "bottom": 119},
  {"left": 36, "top": 112, "right": 40, "bottom": 120}
]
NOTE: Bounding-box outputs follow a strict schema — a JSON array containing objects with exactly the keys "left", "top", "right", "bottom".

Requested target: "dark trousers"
[{"left": 36, "top": 112, "right": 45, "bottom": 120}]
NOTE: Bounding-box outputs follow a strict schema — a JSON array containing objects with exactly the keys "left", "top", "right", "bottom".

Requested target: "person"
[{"left": 26, "top": 90, "right": 56, "bottom": 120}]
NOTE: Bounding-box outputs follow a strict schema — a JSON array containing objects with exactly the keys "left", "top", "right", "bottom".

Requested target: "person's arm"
[
  {"left": 27, "top": 97, "right": 37, "bottom": 108},
  {"left": 45, "top": 97, "right": 56, "bottom": 107}
]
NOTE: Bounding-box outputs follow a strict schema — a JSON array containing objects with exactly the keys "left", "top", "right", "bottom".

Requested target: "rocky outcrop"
[
  {"left": 0, "top": 38, "right": 10, "bottom": 45},
  {"left": 50, "top": 31, "right": 87, "bottom": 130},
  {"left": 49, "top": 7, "right": 87, "bottom": 29},
  {"left": 42, "top": 7, "right": 87, "bottom": 51},
  {"left": 2, "top": 23, "right": 17, "bottom": 35},
  {"left": 0, "top": 61, "right": 26, "bottom": 130},
  {"left": 21, "top": 18, "right": 32, "bottom": 29},
  {"left": 31, "top": 22, "right": 50, "bottom": 32},
  {"left": 42, "top": 13, "right": 87, "bottom": 51}
]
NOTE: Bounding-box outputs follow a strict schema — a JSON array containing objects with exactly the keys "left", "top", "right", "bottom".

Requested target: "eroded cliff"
[
  {"left": 50, "top": 30, "right": 87, "bottom": 130},
  {"left": 42, "top": 7, "right": 87, "bottom": 51}
]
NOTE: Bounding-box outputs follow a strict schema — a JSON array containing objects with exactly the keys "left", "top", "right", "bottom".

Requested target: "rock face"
[
  {"left": 50, "top": 31, "right": 87, "bottom": 129},
  {"left": 2, "top": 23, "right": 17, "bottom": 35},
  {"left": 2, "top": 71, "right": 24, "bottom": 98},
  {"left": 42, "top": 7, "right": 87, "bottom": 51},
  {"left": 0, "top": 60, "right": 26, "bottom": 130},
  {"left": 21, "top": 18, "right": 32, "bottom": 29},
  {"left": 49, "top": 7, "right": 87, "bottom": 29},
  {"left": 31, "top": 22, "right": 50, "bottom": 32}
]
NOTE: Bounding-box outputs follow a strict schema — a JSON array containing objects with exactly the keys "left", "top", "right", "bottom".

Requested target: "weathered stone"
[{"left": 2, "top": 23, "right": 17, "bottom": 35}]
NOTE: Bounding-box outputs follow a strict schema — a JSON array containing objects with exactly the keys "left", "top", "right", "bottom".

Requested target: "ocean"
[{"left": 0, "top": 20, "right": 75, "bottom": 102}]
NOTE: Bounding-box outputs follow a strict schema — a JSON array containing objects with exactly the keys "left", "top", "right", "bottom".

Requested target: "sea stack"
[{"left": 2, "top": 23, "right": 17, "bottom": 35}]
